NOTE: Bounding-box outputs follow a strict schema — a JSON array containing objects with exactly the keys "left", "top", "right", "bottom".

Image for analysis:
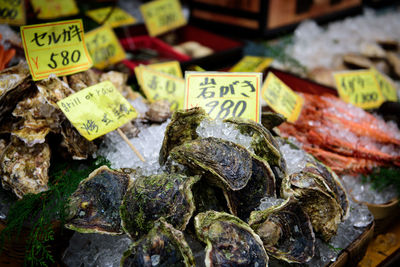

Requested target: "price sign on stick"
[
  {"left": 30, "top": 0, "right": 79, "bottom": 19},
  {"left": 334, "top": 70, "right": 385, "bottom": 109},
  {"left": 135, "top": 65, "right": 185, "bottom": 110},
  {"left": 140, "top": 0, "right": 187, "bottom": 36},
  {"left": 262, "top": 72, "right": 304, "bottom": 123},
  {"left": 85, "top": 25, "right": 126, "bottom": 69},
  {"left": 21, "top": 20, "right": 92, "bottom": 81},
  {"left": 86, "top": 7, "right": 136, "bottom": 28},
  {"left": 371, "top": 68, "right": 398, "bottom": 102},
  {"left": 230, "top": 56, "right": 273, "bottom": 72},
  {"left": 185, "top": 72, "right": 262, "bottom": 122},
  {"left": 57, "top": 81, "right": 138, "bottom": 141},
  {"left": 0, "top": 0, "right": 26, "bottom": 25},
  {"left": 148, "top": 61, "right": 183, "bottom": 78}
]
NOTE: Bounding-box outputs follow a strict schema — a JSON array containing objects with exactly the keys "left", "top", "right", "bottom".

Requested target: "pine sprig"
[
  {"left": 362, "top": 167, "right": 400, "bottom": 200},
  {"left": 0, "top": 156, "right": 111, "bottom": 266}
]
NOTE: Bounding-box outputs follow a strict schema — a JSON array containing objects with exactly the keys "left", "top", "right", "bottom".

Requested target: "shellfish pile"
[{"left": 64, "top": 107, "right": 351, "bottom": 266}]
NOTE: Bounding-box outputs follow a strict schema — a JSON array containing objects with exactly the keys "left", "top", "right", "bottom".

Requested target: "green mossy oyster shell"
[
  {"left": 249, "top": 196, "right": 315, "bottom": 263},
  {"left": 224, "top": 155, "right": 276, "bottom": 221},
  {"left": 159, "top": 107, "right": 208, "bottom": 165},
  {"left": 194, "top": 211, "right": 269, "bottom": 267},
  {"left": 170, "top": 137, "right": 252, "bottom": 191},
  {"left": 65, "top": 166, "right": 131, "bottom": 235},
  {"left": 261, "top": 112, "right": 286, "bottom": 130},
  {"left": 120, "top": 173, "right": 200, "bottom": 240},
  {"left": 121, "top": 218, "right": 195, "bottom": 267}
]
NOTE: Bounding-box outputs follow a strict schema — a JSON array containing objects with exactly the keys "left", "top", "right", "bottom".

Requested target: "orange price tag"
[{"left": 21, "top": 20, "right": 92, "bottom": 81}]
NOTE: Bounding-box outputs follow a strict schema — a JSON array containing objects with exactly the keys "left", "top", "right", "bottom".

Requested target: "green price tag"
[
  {"left": 334, "top": 70, "right": 385, "bottom": 109},
  {"left": 140, "top": 0, "right": 187, "bottom": 36},
  {"left": 185, "top": 71, "right": 262, "bottom": 122},
  {"left": 57, "top": 81, "right": 138, "bottom": 141},
  {"left": 371, "top": 68, "right": 397, "bottom": 102},
  {"left": 0, "top": 0, "right": 25, "bottom": 25},
  {"left": 85, "top": 25, "right": 126, "bottom": 69},
  {"left": 20, "top": 19, "right": 93, "bottom": 81},
  {"left": 135, "top": 65, "right": 185, "bottom": 110},
  {"left": 261, "top": 72, "right": 304, "bottom": 123},
  {"left": 230, "top": 56, "right": 273, "bottom": 72}
]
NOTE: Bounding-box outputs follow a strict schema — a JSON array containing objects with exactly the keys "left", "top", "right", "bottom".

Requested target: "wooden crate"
[{"left": 190, "top": 0, "right": 362, "bottom": 37}]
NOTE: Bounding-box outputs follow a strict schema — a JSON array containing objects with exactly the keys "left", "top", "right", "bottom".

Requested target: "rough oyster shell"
[
  {"left": 281, "top": 172, "right": 342, "bottom": 241},
  {"left": 249, "top": 196, "right": 315, "bottom": 263},
  {"left": 303, "top": 161, "right": 349, "bottom": 220},
  {"left": 35, "top": 74, "right": 75, "bottom": 109},
  {"left": 60, "top": 120, "right": 98, "bottom": 160},
  {"left": 224, "top": 117, "right": 287, "bottom": 192},
  {"left": 224, "top": 155, "right": 276, "bottom": 221},
  {"left": 159, "top": 107, "right": 208, "bottom": 165},
  {"left": 170, "top": 137, "right": 252, "bottom": 191},
  {"left": 120, "top": 173, "right": 200, "bottom": 240},
  {"left": 11, "top": 118, "right": 50, "bottom": 146},
  {"left": 0, "top": 137, "right": 50, "bottom": 198},
  {"left": 194, "top": 211, "right": 268, "bottom": 267},
  {"left": 145, "top": 99, "right": 171, "bottom": 123},
  {"left": 65, "top": 166, "right": 131, "bottom": 235},
  {"left": 100, "top": 71, "right": 134, "bottom": 100},
  {"left": 121, "top": 218, "right": 195, "bottom": 267},
  {"left": 0, "top": 61, "right": 31, "bottom": 121},
  {"left": 67, "top": 69, "right": 99, "bottom": 91},
  {"left": 192, "top": 178, "right": 229, "bottom": 215}
]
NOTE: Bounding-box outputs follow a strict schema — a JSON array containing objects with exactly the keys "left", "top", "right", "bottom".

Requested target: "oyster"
[
  {"left": 170, "top": 137, "right": 252, "bottom": 191},
  {"left": 65, "top": 166, "right": 131, "bottom": 234},
  {"left": 249, "top": 196, "right": 315, "bottom": 263},
  {"left": 159, "top": 107, "right": 208, "bottom": 165},
  {"left": 194, "top": 211, "right": 268, "bottom": 267},
  {"left": 387, "top": 52, "right": 400, "bottom": 78},
  {"left": 281, "top": 172, "right": 342, "bottom": 241},
  {"left": 100, "top": 71, "right": 135, "bottom": 100},
  {"left": 224, "top": 117, "right": 287, "bottom": 192},
  {"left": 0, "top": 61, "right": 31, "bottom": 121},
  {"left": 303, "top": 161, "right": 349, "bottom": 220},
  {"left": 121, "top": 218, "right": 195, "bottom": 267},
  {"left": 0, "top": 138, "right": 6, "bottom": 151},
  {"left": 35, "top": 74, "right": 75, "bottom": 109},
  {"left": 67, "top": 69, "right": 99, "bottom": 91},
  {"left": 11, "top": 118, "right": 50, "bottom": 146},
  {"left": 59, "top": 120, "right": 98, "bottom": 160},
  {"left": 0, "top": 137, "right": 50, "bottom": 198},
  {"left": 224, "top": 155, "right": 276, "bottom": 221},
  {"left": 145, "top": 99, "right": 171, "bottom": 123},
  {"left": 261, "top": 112, "right": 286, "bottom": 130},
  {"left": 342, "top": 53, "right": 374, "bottom": 69},
  {"left": 192, "top": 178, "right": 229, "bottom": 214},
  {"left": 120, "top": 173, "right": 200, "bottom": 240}
]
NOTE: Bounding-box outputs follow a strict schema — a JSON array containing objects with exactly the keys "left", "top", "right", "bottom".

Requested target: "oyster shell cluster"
[
  {"left": 65, "top": 107, "right": 350, "bottom": 266},
  {"left": 0, "top": 62, "right": 140, "bottom": 199}
]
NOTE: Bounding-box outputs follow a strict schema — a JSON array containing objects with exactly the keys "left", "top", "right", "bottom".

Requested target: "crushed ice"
[{"left": 196, "top": 118, "right": 254, "bottom": 152}]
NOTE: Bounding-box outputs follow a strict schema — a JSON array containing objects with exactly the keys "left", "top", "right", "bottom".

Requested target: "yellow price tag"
[
  {"left": 140, "top": 0, "right": 187, "bottom": 36},
  {"left": 334, "top": 70, "right": 385, "bottom": 109},
  {"left": 86, "top": 7, "right": 136, "bottom": 28},
  {"left": 148, "top": 61, "right": 183, "bottom": 78},
  {"left": 0, "top": 0, "right": 25, "bottom": 25},
  {"left": 135, "top": 65, "right": 185, "bottom": 110},
  {"left": 230, "top": 56, "right": 273, "bottom": 72},
  {"left": 371, "top": 68, "right": 398, "bottom": 102},
  {"left": 262, "top": 73, "right": 303, "bottom": 123},
  {"left": 21, "top": 20, "right": 92, "bottom": 81},
  {"left": 30, "top": 0, "right": 79, "bottom": 20},
  {"left": 85, "top": 25, "right": 126, "bottom": 70},
  {"left": 185, "top": 72, "right": 262, "bottom": 122},
  {"left": 57, "top": 81, "right": 137, "bottom": 141}
]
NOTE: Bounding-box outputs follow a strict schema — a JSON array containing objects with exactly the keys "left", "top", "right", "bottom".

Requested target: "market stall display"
[{"left": 0, "top": 1, "right": 399, "bottom": 266}]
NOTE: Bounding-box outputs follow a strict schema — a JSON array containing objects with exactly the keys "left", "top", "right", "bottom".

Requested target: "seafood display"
[
  {"left": 0, "top": 62, "right": 142, "bottom": 199},
  {"left": 278, "top": 93, "right": 400, "bottom": 175},
  {"left": 63, "top": 107, "right": 352, "bottom": 265}
]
